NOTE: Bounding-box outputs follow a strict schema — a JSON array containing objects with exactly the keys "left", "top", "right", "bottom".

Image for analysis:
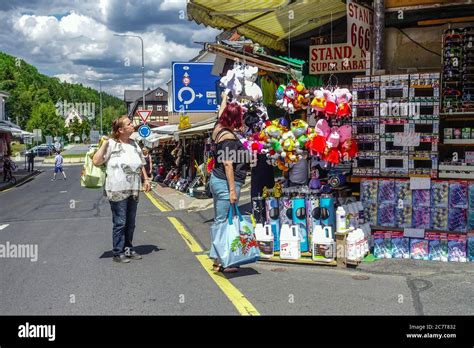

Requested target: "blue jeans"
[
  {"left": 209, "top": 173, "right": 242, "bottom": 259},
  {"left": 110, "top": 196, "right": 138, "bottom": 256}
]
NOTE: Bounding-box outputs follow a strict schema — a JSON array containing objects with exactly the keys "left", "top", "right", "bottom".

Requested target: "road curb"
[{"left": 0, "top": 170, "right": 42, "bottom": 192}]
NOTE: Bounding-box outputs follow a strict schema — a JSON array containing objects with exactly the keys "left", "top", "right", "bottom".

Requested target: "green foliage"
[
  {"left": 26, "top": 101, "right": 65, "bottom": 139},
  {"left": 0, "top": 51, "right": 125, "bottom": 131}
]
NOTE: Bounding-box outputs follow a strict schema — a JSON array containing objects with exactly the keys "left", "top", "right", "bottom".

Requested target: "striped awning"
[{"left": 187, "top": 0, "right": 346, "bottom": 52}]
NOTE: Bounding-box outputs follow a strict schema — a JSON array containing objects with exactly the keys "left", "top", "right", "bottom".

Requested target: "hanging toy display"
[{"left": 310, "top": 87, "right": 352, "bottom": 119}]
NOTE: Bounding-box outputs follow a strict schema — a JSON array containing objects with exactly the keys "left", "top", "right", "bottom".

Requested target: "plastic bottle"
[
  {"left": 312, "top": 225, "right": 336, "bottom": 262},
  {"left": 254, "top": 223, "right": 274, "bottom": 259},
  {"left": 346, "top": 229, "right": 358, "bottom": 261},
  {"left": 280, "top": 224, "right": 301, "bottom": 260},
  {"left": 357, "top": 201, "right": 365, "bottom": 225},
  {"left": 336, "top": 206, "right": 347, "bottom": 233}
]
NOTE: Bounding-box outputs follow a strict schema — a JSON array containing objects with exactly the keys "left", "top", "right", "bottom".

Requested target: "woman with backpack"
[
  {"left": 93, "top": 116, "right": 151, "bottom": 264},
  {"left": 209, "top": 93, "right": 250, "bottom": 273}
]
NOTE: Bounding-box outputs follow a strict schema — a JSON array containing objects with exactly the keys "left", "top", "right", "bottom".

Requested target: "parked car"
[
  {"left": 40, "top": 144, "right": 56, "bottom": 153},
  {"left": 26, "top": 145, "right": 52, "bottom": 157}
]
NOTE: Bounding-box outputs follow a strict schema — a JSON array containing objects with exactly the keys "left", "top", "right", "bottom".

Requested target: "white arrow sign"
[{"left": 196, "top": 93, "right": 203, "bottom": 98}]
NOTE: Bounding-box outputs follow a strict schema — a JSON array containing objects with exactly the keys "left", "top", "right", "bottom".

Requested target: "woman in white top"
[{"left": 93, "top": 116, "right": 151, "bottom": 263}]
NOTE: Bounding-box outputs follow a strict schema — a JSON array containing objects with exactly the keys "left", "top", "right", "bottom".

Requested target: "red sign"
[{"left": 137, "top": 109, "right": 151, "bottom": 123}]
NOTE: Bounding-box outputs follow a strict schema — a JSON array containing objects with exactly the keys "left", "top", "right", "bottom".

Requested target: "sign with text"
[
  {"left": 309, "top": 43, "right": 368, "bottom": 74},
  {"left": 410, "top": 177, "right": 431, "bottom": 190},
  {"left": 347, "top": 0, "right": 374, "bottom": 53},
  {"left": 394, "top": 132, "right": 420, "bottom": 147},
  {"left": 404, "top": 228, "right": 425, "bottom": 239}
]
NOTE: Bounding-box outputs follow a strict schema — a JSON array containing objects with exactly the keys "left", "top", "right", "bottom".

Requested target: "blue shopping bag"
[{"left": 212, "top": 204, "right": 260, "bottom": 268}]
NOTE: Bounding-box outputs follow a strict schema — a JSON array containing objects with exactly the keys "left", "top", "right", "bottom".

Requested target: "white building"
[{"left": 64, "top": 108, "right": 86, "bottom": 128}]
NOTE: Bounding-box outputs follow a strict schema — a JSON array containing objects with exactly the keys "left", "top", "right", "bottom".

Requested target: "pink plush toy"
[
  {"left": 323, "top": 90, "right": 337, "bottom": 116},
  {"left": 323, "top": 127, "right": 340, "bottom": 164},
  {"left": 335, "top": 88, "right": 352, "bottom": 118},
  {"left": 307, "top": 118, "right": 330, "bottom": 155},
  {"left": 338, "top": 124, "right": 358, "bottom": 161}
]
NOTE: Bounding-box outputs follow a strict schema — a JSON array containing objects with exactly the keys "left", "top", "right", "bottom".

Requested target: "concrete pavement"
[{"left": 1, "top": 165, "right": 473, "bottom": 315}]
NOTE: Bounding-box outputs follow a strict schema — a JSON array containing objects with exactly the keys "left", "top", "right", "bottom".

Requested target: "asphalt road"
[{"left": 1, "top": 165, "right": 473, "bottom": 315}]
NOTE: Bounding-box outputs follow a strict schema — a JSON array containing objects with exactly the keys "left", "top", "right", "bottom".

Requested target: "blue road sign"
[
  {"left": 138, "top": 125, "right": 151, "bottom": 138},
  {"left": 172, "top": 62, "right": 219, "bottom": 113}
]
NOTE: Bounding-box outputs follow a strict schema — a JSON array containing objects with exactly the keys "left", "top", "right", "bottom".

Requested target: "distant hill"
[{"left": 0, "top": 51, "right": 126, "bottom": 131}]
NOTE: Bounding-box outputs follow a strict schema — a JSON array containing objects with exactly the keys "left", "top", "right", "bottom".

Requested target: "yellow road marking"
[
  {"left": 196, "top": 255, "right": 260, "bottom": 316},
  {"left": 144, "top": 191, "right": 170, "bottom": 212},
  {"left": 144, "top": 190, "right": 260, "bottom": 316},
  {"left": 1, "top": 188, "right": 11, "bottom": 192},
  {"left": 167, "top": 217, "right": 203, "bottom": 253}
]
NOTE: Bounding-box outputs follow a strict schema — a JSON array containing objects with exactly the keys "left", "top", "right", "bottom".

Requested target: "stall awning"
[
  {"left": 143, "top": 133, "right": 174, "bottom": 148},
  {"left": 187, "top": 0, "right": 346, "bottom": 52}
]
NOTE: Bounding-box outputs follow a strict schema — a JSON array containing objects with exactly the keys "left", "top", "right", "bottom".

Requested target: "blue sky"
[{"left": 0, "top": 0, "right": 221, "bottom": 97}]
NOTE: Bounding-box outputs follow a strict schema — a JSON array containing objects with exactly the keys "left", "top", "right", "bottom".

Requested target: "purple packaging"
[
  {"left": 361, "top": 179, "right": 378, "bottom": 204},
  {"left": 378, "top": 180, "right": 396, "bottom": 204},
  {"left": 448, "top": 234, "right": 467, "bottom": 262},
  {"left": 449, "top": 181, "right": 468, "bottom": 209},
  {"left": 448, "top": 208, "right": 467, "bottom": 232},
  {"left": 412, "top": 207, "right": 431, "bottom": 229},
  {"left": 279, "top": 197, "right": 293, "bottom": 226},
  {"left": 378, "top": 203, "right": 395, "bottom": 227},
  {"left": 410, "top": 238, "right": 429, "bottom": 261},
  {"left": 413, "top": 189, "right": 431, "bottom": 207}
]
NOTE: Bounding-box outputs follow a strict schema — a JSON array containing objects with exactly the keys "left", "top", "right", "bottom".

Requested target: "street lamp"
[
  {"left": 87, "top": 78, "right": 112, "bottom": 136},
  {"left": 113, "top": 33, "right": 146, "bottom": 112}
]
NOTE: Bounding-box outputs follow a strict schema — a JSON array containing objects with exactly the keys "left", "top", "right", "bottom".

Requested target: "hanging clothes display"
[{"left": 261, "top": 75, "right": 277, "bottom": 105}]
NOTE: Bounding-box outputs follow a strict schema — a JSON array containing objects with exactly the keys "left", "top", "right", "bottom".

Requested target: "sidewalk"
[
  {"left": 151, "top": 180, "right": 252, "bottom": 212},
  {"left": 0, "top": 169, "right": 42, "bottom": 192}
]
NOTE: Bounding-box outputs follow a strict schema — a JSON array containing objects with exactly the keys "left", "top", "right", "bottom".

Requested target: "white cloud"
[
  {"left": 159, "top": 0, "right": 187, "bottom": 11},
  {"left": 54, "top": 73, "right": 80, "bottom": 83}
]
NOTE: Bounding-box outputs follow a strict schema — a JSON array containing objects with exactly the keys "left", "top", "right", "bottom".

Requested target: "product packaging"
[
  {"left": 279, "top": 197, "right": 293, "bottom": 226},
  {"left": 449, "top": 181, "right": 468, "bottom": 209},
  {"left": 448, "top": 208, "right": 467, "bottom": 232},
  {"left": 448, "top": 234, "right": 467, "bottom": 262},
  {"left": 410, "top": 238, "right": 429, "bottom": 261},
  {"left": 395, "top": 180, "right": 412, "bottom": 206},
  {"left": 426, "top": 232, "right": 441, "bottom": 261},
  {"left": 412, "top": 207, "right": 431, "bottom": 229},
  {"left": 431, "top": 207, "right": 449, "bottom": 230},
  {"left": 378, "top": 203, "right": 396, "bottom": 227},
  {"left": 431, "top": 181, "right": 449, "bottom": 208},
  {"left": 413, "top": 189, "right": 431, "bottom": 207},
  {"left": 439, "top": 233, "right": 449, "bottom": 262},
  {"left": 395, "top": 206, "right": 413, "bottom": 228},
  {"left": 462, "top": 128, "right": 471, "bottom": 139},
  {"left": 468, "top": 184, "right": 474, "bottom": 208},
  {"left": 361, "top": 179, "right": 378, "bottom": 204},
  {"left": 378, "top": 180, "right": 396, "bottom": 204},
  {"left": 364, "top": 203, "right": 378, "bottom": 226},
  {"left": 391, "top": 231, "right": 410, "bottom": 259},
  {"left": 467, "top": 209, "right": 474, "bottom": 231},
  {"left": 444, "top": 128, "right": 453, "bottom": 139},
  {"left": 468, "top": 233, "right": 474, "bottom": 262},
  {"left": 373, "top": 231, "right": 392, "bottom": 259}
]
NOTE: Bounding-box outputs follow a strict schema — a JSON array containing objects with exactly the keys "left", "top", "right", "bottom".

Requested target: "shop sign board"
[
  {"left": 347, "top": 0, "right": 373, "bottom": 53},
  {"left": 309, "top": 43, "right": 368, "bottom": 74},
  {"left": 33, "top": 129, "right": 42, "bottom": 141},
  {"left": 172, "top": 62, "right": 219, "bottom": 113}
]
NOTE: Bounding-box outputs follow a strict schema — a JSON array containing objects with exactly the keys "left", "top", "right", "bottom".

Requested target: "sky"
[{"left": 0, "top": 0, "right": 221, "bottom": 98}]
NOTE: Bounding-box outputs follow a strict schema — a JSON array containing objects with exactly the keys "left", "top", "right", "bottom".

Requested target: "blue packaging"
[
  {"left": 361, "top": 180, "right": 378, "bottom": 204},
  {"left": 266, "top": 198, "right": 280, "bottom": 251},
  {"left": 431, "top": 207, "right": 449, "bottom": 231},
  {"left": 292, "top": 198, "right": 309, "bottom": 252},
  {"left": 373, "top": 231, "right": 392, "bottom": 258},
  {"left": 279, "top": 197, "right": 293, "bottom": 226},
  {"left": 319, "top": 196, "right": 336, "bottom": 230},
  {"left": 469, "top": 184, "right": 474, "bottom": 208},
  {"left": 378, "top": 180, "right": 396, "bottom": 204},
  {"left": 410, "top": 238, "right": 429, "bottom": 261},
  {"left": 448, "top": 235, "right": 467, "bottom": 262},
  {"left": 305, "top": 197, "right": 319, "bottom": 243},
  {"left": 449, "top": 181, "right": 468, "bottom": 209},
  {"left": 431, "top": 181, "right": 449, "bottom": 208},
  {"left": 413, "top": 189, "right": 431, "bottom": 207},
  {"left": 427, "top": 232, "right": 441, "bottom": 261},
  {"left": 391, "top": 232, "right": 410, "bottom": 259},
  {"left": 468, "top": 234, "right": 474, "bottom": 262},
  {"left": 467, "top": 210, "right": 474, "bottom": 231},
  {"left": 378, "top": 203, "right": 395, "bottom": 227},
  {"left": 448, "top": 208, "right": 467, "bottom": 233}
]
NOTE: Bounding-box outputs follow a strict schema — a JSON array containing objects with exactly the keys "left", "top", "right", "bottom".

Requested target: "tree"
[
  {"left": 26, "top": 101, "right": 65, "bottom": 140},
  {"left": 80, "top": 118, "right": 91, "bottom": 138},
  {"left": 68, "top": 117, "right": 82, "bottom": 138}
]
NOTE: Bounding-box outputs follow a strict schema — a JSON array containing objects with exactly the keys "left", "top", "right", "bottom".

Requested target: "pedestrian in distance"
[
  {"left": 142, "top": 147, "right": 153, "bottom": 180},
  {"left": 93, "top": 116, "right": 151, "bottom": 264},
  {"left": 209, "top": 92, "right": 250, "bottom": 273},
  {"left": 51, "top": 150, "right": 67, "bottom": 181},
  {"left": 26, "top": 150, "right": 36, "bottom": 172},
  {"left": 2, "top": 155, "right": 13, "bottom": 182}
]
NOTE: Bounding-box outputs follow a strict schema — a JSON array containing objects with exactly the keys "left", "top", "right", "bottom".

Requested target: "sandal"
[
  {"left": 212, "top": 262, "right": 221, "bottom": 272},
  {"left": 220, "top": 266, "right": 239, "bottom": 273}
]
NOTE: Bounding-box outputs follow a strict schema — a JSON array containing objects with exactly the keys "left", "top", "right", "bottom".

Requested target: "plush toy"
[
  {"left": 338, "top": 124, "right": 358, "bottom": 160},
  {"left": 322, "top": 127, "right": 341, "bottom": 164},
  {"left": 276, "top": 84, "right": 285, "bottom": 101},
  {"left": 335, "top": 88, "right": 352, "bottom": 118},
  {"left": 323, "top": 89, "right": 337, "bottom": 116},
  {"left": 220, "top": 66, "right": 244, "bottom": 98},
  {"left": 243, "top": 66, "right": 263, "bottom": 101},
  {"left": 307, "top": 118, "right": 330, "bottom": 155},
  {"left": 311, "top": 88, "right": 326, "bottom": 113},
  {"left": 276, "top": 83, "right": 297, "bottom": 114},
  {"left": 291, "top": 119, "right": 309, "bottom": 138},
  {"left": 293, "top": 81, "right": 311, "bottom": 110}
]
